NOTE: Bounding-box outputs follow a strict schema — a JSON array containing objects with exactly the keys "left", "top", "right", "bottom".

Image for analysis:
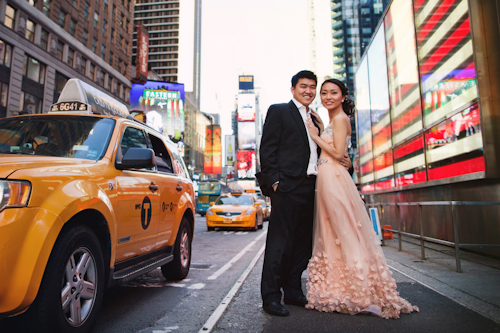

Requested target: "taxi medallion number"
[
  {"left": 51, "top": 101, "right": 89, "bottom": 112},
  {"left": 223, "top": 218, "right": 232, "bottom": 224}
]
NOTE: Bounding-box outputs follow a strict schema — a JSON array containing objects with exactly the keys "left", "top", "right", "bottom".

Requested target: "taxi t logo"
[{"left": 141, "top": 196, "right": 152, "bottom": 230}]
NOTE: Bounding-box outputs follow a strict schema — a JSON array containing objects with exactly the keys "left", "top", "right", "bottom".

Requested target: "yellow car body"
[
  {"left": 206, "top": 193, "right": 264, "bottom": 231},
  {"left": 0, "top": 112, "right": 195, "bottom": 331}
]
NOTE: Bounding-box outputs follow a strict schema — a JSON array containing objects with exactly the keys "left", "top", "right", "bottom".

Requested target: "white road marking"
[
  {"left": 207, "top": 231, "right": 267, "bottom": 281},
  {"left": 199, "top": 242, "right": 266, "bottom": 333},
  {"left": 188, "top": 283, "right": 205, "bottom": 290},
  {"left": 152, "top": 326, "right": 179, "bottom": 333}
]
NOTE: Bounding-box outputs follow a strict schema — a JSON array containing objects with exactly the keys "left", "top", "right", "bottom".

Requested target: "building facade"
[
  {"left": 355, "top": 0, "right": 500, "bottom": 257},
  {"left": 0, "top": 0, "right": 133, "bottom": 117}
]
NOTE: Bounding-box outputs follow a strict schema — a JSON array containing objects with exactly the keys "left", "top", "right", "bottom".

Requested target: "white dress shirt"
[{"left": 292, "top": 98, "right": 318, "bottom": 176}]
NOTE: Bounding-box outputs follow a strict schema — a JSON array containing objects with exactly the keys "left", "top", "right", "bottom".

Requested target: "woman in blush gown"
[{"left": 304, "top": 79, "right": 418, "bottom": 319}]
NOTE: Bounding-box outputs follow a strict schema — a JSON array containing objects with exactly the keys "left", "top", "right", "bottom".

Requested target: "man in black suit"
[{"left": 259, "top": 70, "right": 351, "bottom": 316}]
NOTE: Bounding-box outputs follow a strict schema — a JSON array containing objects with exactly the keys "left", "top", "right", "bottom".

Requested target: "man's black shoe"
[
  {"left": 284, "top": 296, "right": 308, "bottom": 307},
  {"left": 263, "top": 302, "right": 290, "bottom": 316}
]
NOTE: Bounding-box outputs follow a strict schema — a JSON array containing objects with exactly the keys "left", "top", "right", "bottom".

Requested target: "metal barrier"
[{"left": 366, "top": 201, "right": 500, "bottom": 273}]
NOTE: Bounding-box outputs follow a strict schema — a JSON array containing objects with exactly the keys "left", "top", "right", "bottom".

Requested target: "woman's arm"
[{"left": 306, "top": 115, "right": 350, "bottom": 161}]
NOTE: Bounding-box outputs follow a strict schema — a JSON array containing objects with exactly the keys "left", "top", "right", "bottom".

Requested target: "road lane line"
[
  {"left": 199, "top": 242, "right": 266, "bottom": 333},
  {"left": 207, "top": 231, "right": 267, "bottom": 280}
]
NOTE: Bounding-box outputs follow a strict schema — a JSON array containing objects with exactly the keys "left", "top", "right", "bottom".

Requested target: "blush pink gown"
[{"left": 306, "top": 123, "right": 418, "bottom": 319}]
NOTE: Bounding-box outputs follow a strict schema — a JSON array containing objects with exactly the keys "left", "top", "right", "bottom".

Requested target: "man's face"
[{"left": 291, "top": 78, "right": 317, "bottom": 107}]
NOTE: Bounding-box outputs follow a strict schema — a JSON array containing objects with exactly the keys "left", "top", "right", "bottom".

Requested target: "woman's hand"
[
  {"left": 309, "top": 110, "right": 324, "bottom": 133},
  {"left": 306, "top": 118, "right": 319, "bottom": 140}
]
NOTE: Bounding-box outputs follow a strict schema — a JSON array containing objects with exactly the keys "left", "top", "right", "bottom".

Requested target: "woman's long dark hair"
[{"left": 320, "top": 78, "right": 355, "bottom": 116}]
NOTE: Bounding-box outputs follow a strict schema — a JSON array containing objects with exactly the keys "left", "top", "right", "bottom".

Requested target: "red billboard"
[{"left": 136, "top": 25, "right": 149, "bottom": 83}]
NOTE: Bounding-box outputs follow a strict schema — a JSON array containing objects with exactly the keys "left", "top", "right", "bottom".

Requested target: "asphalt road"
[{"left": 0, "top": 214, "right": 268, "bottom": 333}]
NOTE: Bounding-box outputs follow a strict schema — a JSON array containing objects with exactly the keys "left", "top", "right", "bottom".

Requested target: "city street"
[{"left": 2, "top": 214, "right": 500, "bottom": 332}]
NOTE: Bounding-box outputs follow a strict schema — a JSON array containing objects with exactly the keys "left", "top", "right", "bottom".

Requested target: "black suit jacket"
[{"left": 259, "top": 101, "right": 321, "bottom": 194}]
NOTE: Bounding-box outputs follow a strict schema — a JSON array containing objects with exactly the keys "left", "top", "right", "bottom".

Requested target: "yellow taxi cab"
[
  {"left": 244, "top": 187, "right": 270, "bottom": 221},
  {"left": 0, "top": 79, "right": 195, "bottom": 332},
  {"left": 206, "top": 191, "right": 263, "bottom": 231}
]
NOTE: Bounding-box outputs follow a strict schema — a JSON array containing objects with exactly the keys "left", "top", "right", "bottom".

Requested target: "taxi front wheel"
[
  {"left": 162, "top": 218, "right": 192, "bottom": 281},
  {"left": 33, "top": 225, "right": 105, "bottom": 333}
]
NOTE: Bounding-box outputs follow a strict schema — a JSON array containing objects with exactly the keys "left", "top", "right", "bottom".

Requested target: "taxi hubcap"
[
  {"left": 61, "top": 248, "right": 97, "bottom": 327},
  {"left": 180, "top": 231, "right": 189, "bottom": 268}
]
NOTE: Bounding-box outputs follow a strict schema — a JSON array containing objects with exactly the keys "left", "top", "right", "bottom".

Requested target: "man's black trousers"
[{"left": 261, "top": 176, "right": 315, "bottom": 304}]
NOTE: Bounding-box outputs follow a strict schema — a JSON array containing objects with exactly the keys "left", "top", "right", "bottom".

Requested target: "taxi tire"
[
  {"left": 33, "top": 225, "right": 105, "bottom": 333},
  {"left": 161, "top": 218, "right": 192, "bottom": 281},
  {"left": 251, "top": 217, "right": 258, "bottom": 231},
  {"left": 207, "top": 226, "right": 215, "bottom": 231}
]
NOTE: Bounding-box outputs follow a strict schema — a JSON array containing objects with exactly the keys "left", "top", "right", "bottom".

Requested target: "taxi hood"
[{"left": 0, "top": 155, "right": 96, "bottom": 178}]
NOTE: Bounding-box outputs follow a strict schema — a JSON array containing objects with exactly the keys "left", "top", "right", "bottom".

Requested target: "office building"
[{"left": 0, "top": 0, "right": 133, "bottom": 117}]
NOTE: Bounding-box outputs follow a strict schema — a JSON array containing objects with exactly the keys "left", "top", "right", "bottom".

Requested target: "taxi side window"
[
  {"left": 148, "top": 133, "right": 174, "bottom": 174},
  {"left": 120, "top": 126, "right": 148, "bottom": 159}
]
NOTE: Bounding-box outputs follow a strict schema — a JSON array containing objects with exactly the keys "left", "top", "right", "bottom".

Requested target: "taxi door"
[
  {"left": 114, "top": 126, "right": 161, "bottom": 262},
  {"left": 147, "top": 133, "right": 182, "bottom": 248}
]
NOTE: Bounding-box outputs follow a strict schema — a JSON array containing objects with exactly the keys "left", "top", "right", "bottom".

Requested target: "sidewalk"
[{"left": 212, "top": 238, "right": 500, "bottom": 332}]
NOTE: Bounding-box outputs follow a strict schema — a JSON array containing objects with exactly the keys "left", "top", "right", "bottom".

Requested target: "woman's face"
[{"left": 320, "top": 82, "right": 345, "bottom": 111}]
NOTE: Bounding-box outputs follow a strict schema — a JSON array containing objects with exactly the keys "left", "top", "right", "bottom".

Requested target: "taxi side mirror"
[
  {"left": 116, "top": 148, "right": 155, "bottom": 170},
  {"left": 210, "top": 202, "right": 215, "bottom": 205},
  {"left": 255, "top": 202, "right": 262, "bottom": 206}
]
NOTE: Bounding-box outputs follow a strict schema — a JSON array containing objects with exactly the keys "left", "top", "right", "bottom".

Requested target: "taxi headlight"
[
  {"left": 0, "top": 180, "right": 31, "bottom": 212},
  {"left": 244, "top": 208, "right": 254, "bottom": 216},
  {"left": 206, "top": 208, "right": 214, "bottom": 216}
]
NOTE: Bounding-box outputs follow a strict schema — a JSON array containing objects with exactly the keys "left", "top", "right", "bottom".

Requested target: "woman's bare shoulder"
[{"left": 332, "top": 113, "right": 351, "bottom": 134}]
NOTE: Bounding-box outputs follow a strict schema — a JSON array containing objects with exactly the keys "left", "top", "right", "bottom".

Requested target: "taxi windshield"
[
  {"left": 0, "top": 115, "right": 115, "bottom": 160},
  {"left": 216, "top": 194, "right": 253, "bottom": 206}
]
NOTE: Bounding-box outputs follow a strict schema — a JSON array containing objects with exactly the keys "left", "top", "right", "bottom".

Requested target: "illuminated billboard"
[
  {"left": 237, "top": 93, "right": 256, "bottom": 121},
  {"left": 135, "top": 25, "right": 149, "bottom": 83},
  {"left": 130, "top": 81, "right": 185, "bottom": 142},
  {"left": 236, "top": 150, "right": 256, "bottom": 179},
  {"left": 225, "top": 135, "right": 235, "bottom": 166},
  {"left": 239, "top": 75, "right": 254, "bottom": 90},
  {"left": 204, "top": 125, "right": 221, "bottom": 174},
  {"left": 237, "top": 121, "right": 256, "bottom": 150}
]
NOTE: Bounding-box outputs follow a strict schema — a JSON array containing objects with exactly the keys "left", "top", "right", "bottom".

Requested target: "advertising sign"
[
  {"left": 204, "top": 126, "right": 213, "bottom": 174},
  {"left": 225, "top": 135, "right": 235, "bottom": 166},
  {"left": 237, "top": 121, "right": 256, "bottom": 150},
  {"left": 130, "top": 81, "right": 185, "bottom": 142},
  {"left": 239, "top": 75, "right": 254, "bottom": 90},
  {"left": 236, "top": 150, "right": 256, "bottom": 179},
  {"left": 135, "top": 25, "right": 149, "bottom": 83},
  {"left": 237, "top": 93, "right": 256, "bottom": 121}
]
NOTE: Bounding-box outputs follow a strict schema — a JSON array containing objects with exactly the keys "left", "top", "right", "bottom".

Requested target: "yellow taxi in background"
[
  {"left": 206, "top": 191, "right": 263, "bottom": 231},
  {"left": 0, "top": 79, "right": 195, "bottom": 333},
  {"left": 244, "top": 187, "right": 270, "bottom": 221}
]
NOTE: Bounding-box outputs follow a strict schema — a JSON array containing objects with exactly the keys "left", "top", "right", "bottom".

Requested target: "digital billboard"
[
  {"left": 237, "top": 121, "right": 256, "bottom": 150},
  {"left": 225, "top": 135, "right": 235, "bottom": 166},
  {"left": 204, "top": 125, "right": 221, "bottom": 174},
  {"left": 237, "top": 93, "right": 256, "bottom": 121},
  {"left": 239, "top": 75, "right": 254, "bottom": 90},
  {"left": 130, "top": 81, "right": 185, "bottom": 142},
  {"left": 236, "top": 150, "right": 256, "bottom": 179}
]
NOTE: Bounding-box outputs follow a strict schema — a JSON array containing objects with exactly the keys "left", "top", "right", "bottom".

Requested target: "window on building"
[
  {"left": 89, "top": 63, "right": 95, "bottom": 80},
  {"left": 104, "top": 0, "right": 108, "bottom": 11},
  {"left": 125, "top": 41, "right": 128, "bottom": 55},
  {"left": 25, "top": 19, "right": 35, "bottom": 42},
  {"left": 56, "top": 40, "right": 64, "bottom": 60},
  {"left": 0, "top": 82, "right": 9, "bottom": 108},
  {"left": 104, "top": 74, "right": 110, "bottom": 90},
  {"left": 72, "top": 0, "right": 78, "bottom": 7},
  {"left": 59, "top": 10, "right": 66, "bottom": 28},
  {"left": 92, "top": 38, "right": 97, "bottom": 53},
  {"left": 94, "top": 12, "right": 98, "bottom": 28},
  {"left": 53, "top": 71, "right": 69, "bottom": 103},
  {"left": 120, "top": 14, "right": 124, "bottom": 27},
  {"left": 102, "top": 20, "right": 107, "bottom": 35},
  {"left": 101, "top": 45, "right": 105, "bottom": 59},
  {"left": 43, "top": 0, "right": 51, "bottom": 16},
  {"left": 109, "top": 51, "right": 113, "bottom": 66},
  {"left": 69, "top": 18, "right": 76, "bottom": 36},
  {"left": 123, "top": 18, "right": 127, "bottom": 30},
  {"left": 0, "top": 41, "right": 12, "bottom": 68},
  {"left": 83, "top": 30, "right": 88, "bottom": 46},
  {"left": 4, "top": 5, "right": 16, "bottom": 29},
  {"left": 81, "top": 57, "right": 87, "bottom": 74},
  {"left": 40, "top": 28, "right": 49, "bottom": 50},
  {"left": 20, "top": 91, "right": 42, "bottom": 113},
  {"left": 119, "top": 84, "right": 124, "bottom": 99},
  {"left": 112, "top": 78, "right": 117, "bottom": 94},
  {"left": 23, "top": 55, "right": 46, "bottom": 84},
  {"left": 111, "top": 28, "right": 114, "bottom": 43},
  {"left": 97, "top": 70, "right": 104, "bottom": 86},
  {"left": 84, "top": 3, "right": 89, "bottom": 19},
  {"left": 67, "top": 48, "right": 74, "bottom": 67}
]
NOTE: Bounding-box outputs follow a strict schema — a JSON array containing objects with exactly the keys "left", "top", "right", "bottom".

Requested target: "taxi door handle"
[
  {"left": 176, "top": 185, "right": 183, "bottom": 192},
  {"left": 149, "top": 184, "right": 159, "bottom": 192}
]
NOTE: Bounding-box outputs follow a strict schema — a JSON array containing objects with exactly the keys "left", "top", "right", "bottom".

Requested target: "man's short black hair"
[{"left": 291, "top": 70, "right": 317, "bottom": 87}]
